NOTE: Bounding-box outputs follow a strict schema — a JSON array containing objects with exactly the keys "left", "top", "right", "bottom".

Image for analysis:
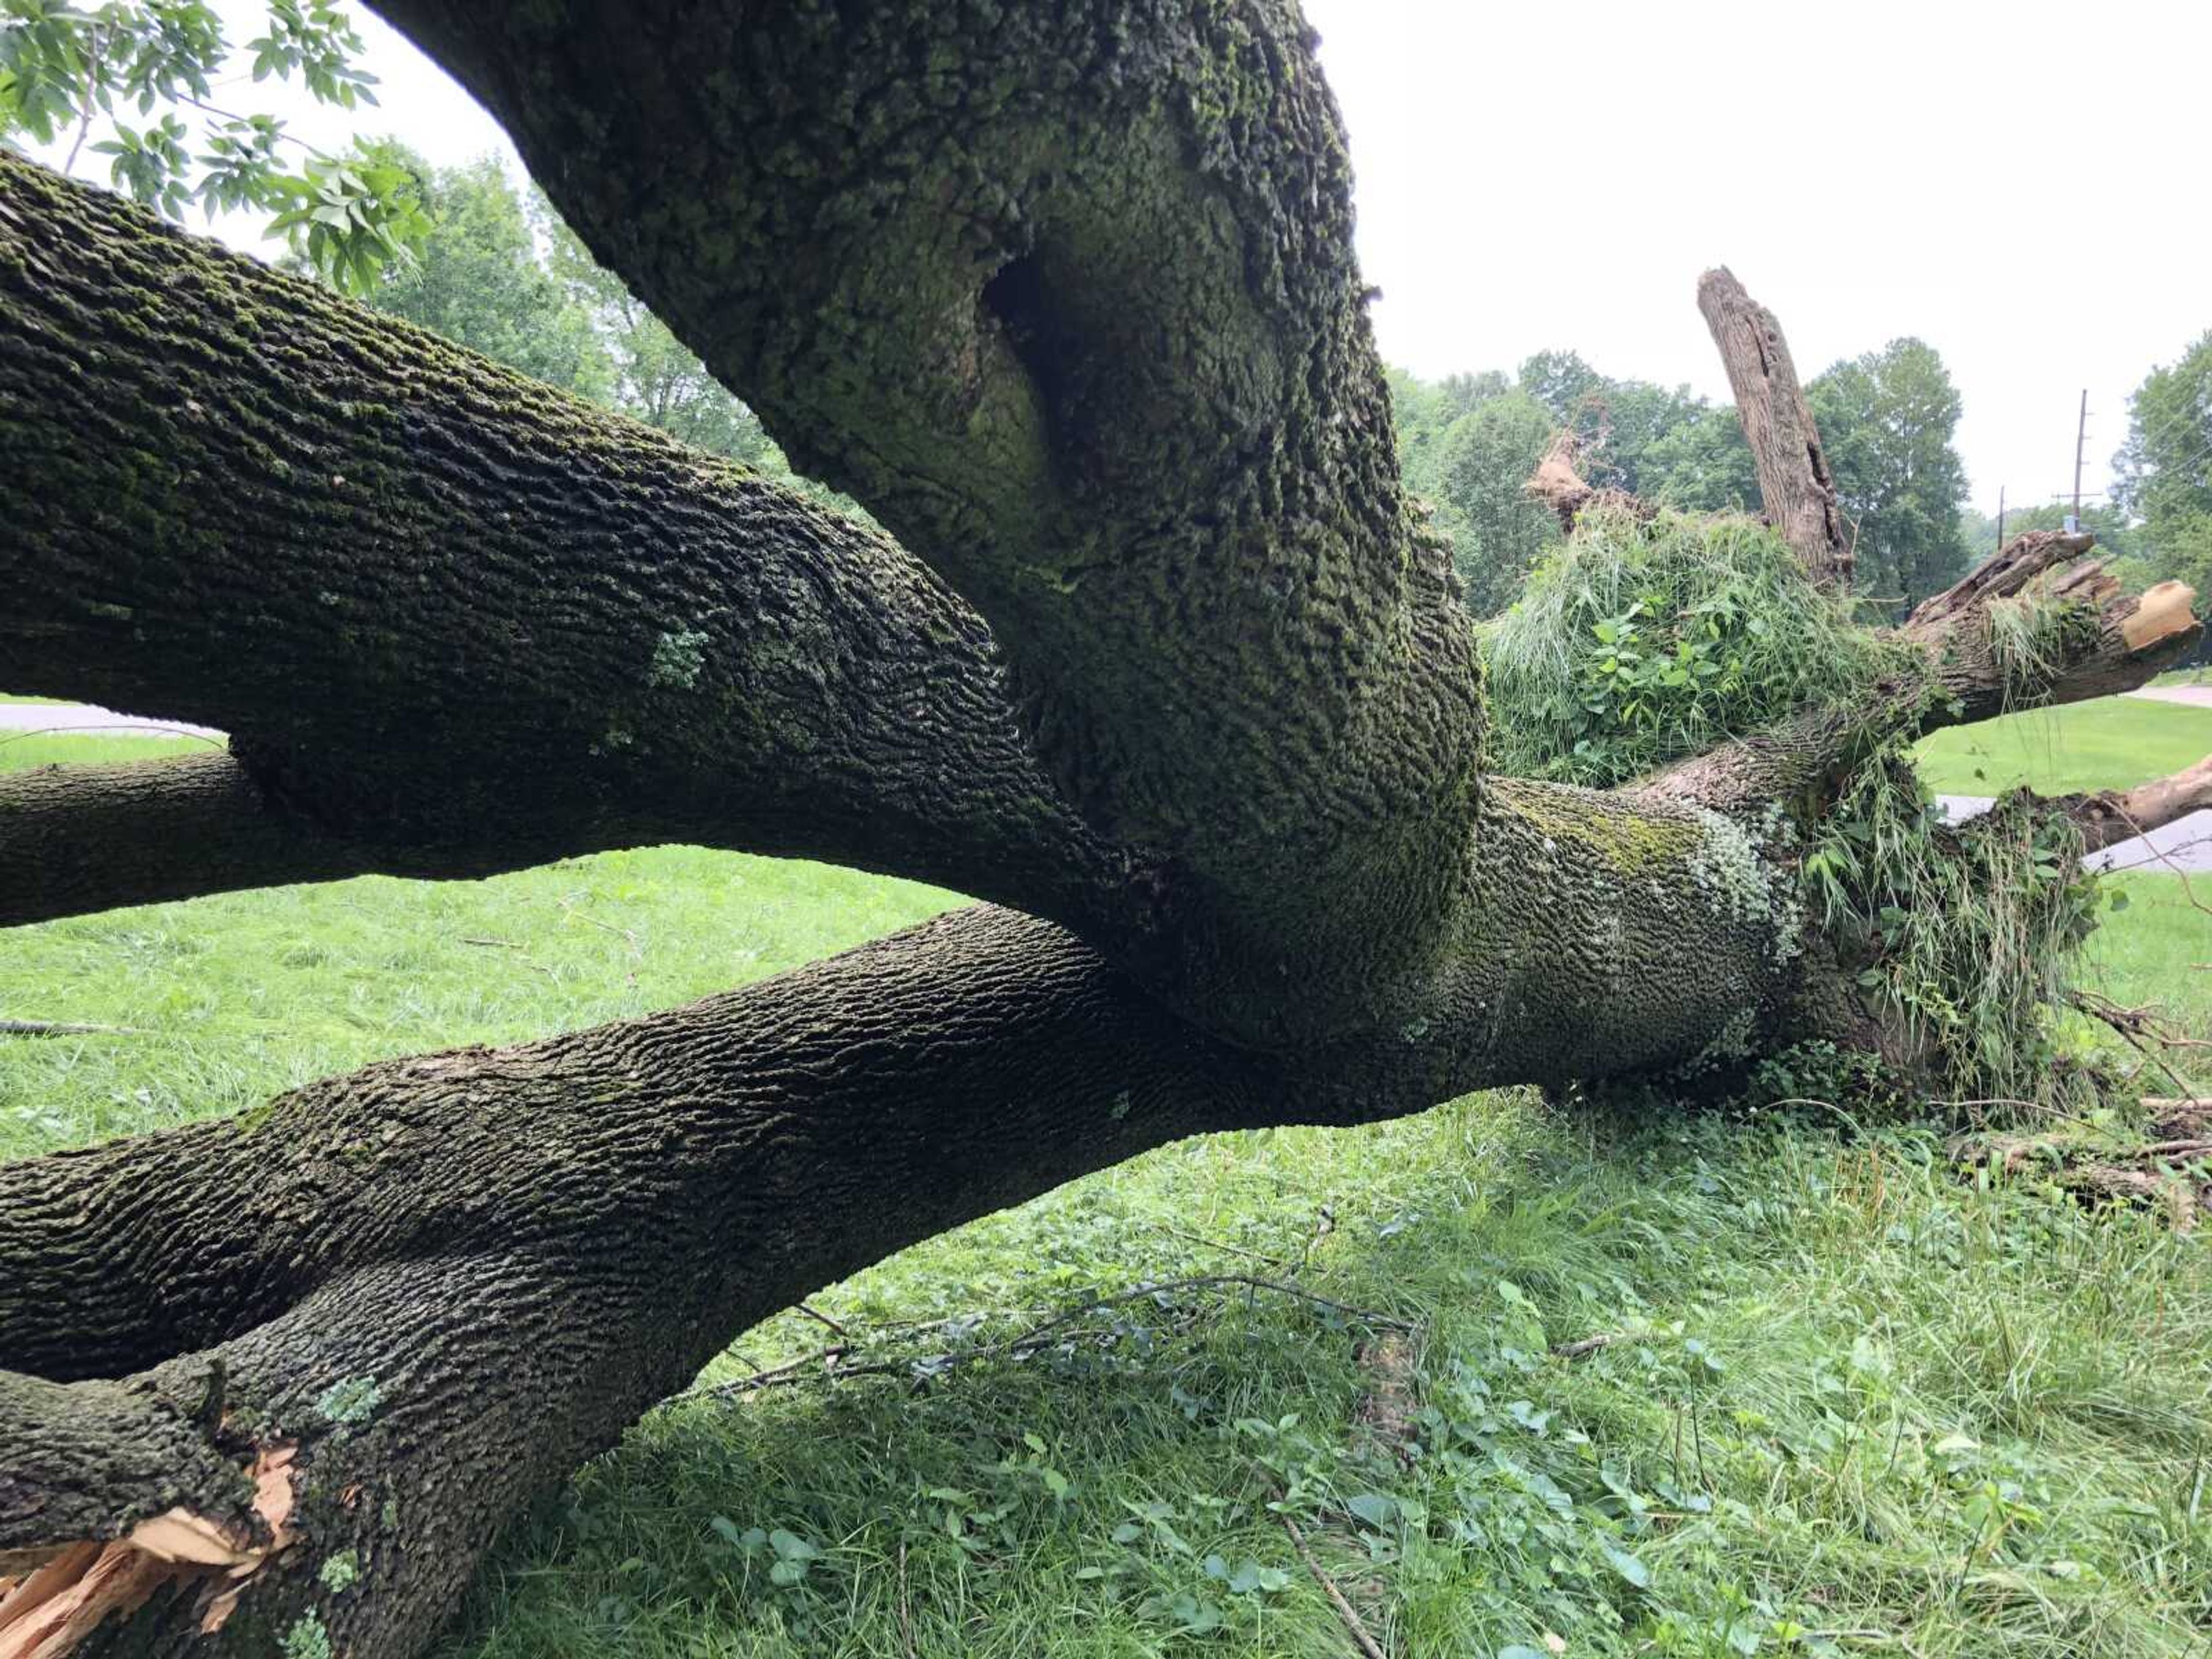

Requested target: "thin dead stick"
[
  {"left": 2072, "top": 992, "right": 2203, "bottom": 1103},
  {"left": 1280, "top": 1511, "right": 1387, "bottom": 1659},
  {"left": 1099, "top": 1274, "right": 1411, "bottom": 1331},
  {"left": 459, "top": 936, "right": 526, "bottom": 949},
  {"left": 558, "top": 893, "right": 643, "bottom": 957},
  {"left": 0, "top": 1018, "right": 143, "bottom": 1036},
  {"left": 2099, "top": 801, "right": 2212, "bottom": 919},
  {"left": 1151, "top": 1221, "right": 1285, "bottom": 1267},
  {"left": 2109, "top": 1139, "right": 2212, "bottom": 1162},
  {"left": 2070, "top": 990, "right": 2211, "bottom": 1048},
  {"left": 897, "top": 1541, "right": 916, "bottom": 1659},
  {"left": 672, "top": 1275, "right": 1413, "bottom": 1407},
  {"left": 795, "top": 1302, "right": 851, "bottom": 1338},
  {"left": 691, "top": 1344, "right": 851, "bottom": 1400}
]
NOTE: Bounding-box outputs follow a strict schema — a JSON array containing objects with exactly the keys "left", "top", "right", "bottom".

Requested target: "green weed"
[{"left": 1482, "top": 507, "right": 1911, "bottom": 787}]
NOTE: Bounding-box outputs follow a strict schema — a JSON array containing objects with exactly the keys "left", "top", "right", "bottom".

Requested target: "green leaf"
[
  {"left": 1344, "top": 1493, "right": 1396, "bottom": 1529},
  {"left": 766, "top": 1528, "right": 820, "bottom": 1563},
  {"left": 707, "top": 1515, "right": 767, "bottom": 1552},
  {"left": 1226, "top": 1559, "right": 1290, "bottom": 1594},
  {"left": 1603, "top": 1544, "right": 1652, "bottom": 1588}
]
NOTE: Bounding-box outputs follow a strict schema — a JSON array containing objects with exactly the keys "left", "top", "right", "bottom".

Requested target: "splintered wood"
[
  {"left": 2123, "top": 580, "right": 2198, "bottom": 651},
  {"left": 0, "top": 1445, "right": 296, "bottom": 1657}
]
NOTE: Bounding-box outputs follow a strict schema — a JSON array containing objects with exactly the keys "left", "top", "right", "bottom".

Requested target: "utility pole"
[
  {"left": 2070, "top": 389, "right": 2089, "bottom": 532},
  {"left": 1996, "top": 484, "right": 2005, "bottom": 550}
]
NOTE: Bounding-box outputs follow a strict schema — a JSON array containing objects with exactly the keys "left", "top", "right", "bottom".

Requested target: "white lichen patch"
[
  {"left": 319, "top": 1550, "right": 360, "bottom": 1593},
  {"left": 647, "top": 626, "right": 711, "bottom": 689},
  {"left": 1686, "top": 807, "right": 1805, "bottom": 965},
  {"left": 1685, "top": 808, "right": 1772, "bottom": 926},
  {"left": 316, "top": 1374, "right": 383, "bottom": 1426},
  {"left": 281, "top": 1610, "right": 332, "bottom": 1659}
]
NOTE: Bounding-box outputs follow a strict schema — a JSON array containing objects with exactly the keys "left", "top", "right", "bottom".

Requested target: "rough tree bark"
[
  {"left": 0, "top": 4, "right": 2205, "bottom": 1655},
  {"left": 0, "top": 156, "right": 1131, "bottom": 936}
]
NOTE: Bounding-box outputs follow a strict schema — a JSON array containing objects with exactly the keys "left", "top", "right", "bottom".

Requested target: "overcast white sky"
[{"left": 39, "top": 0, "right": 2212, "bottom": 513}]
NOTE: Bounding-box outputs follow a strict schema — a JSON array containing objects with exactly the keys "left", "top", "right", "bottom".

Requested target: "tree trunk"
[{"left": 368, "top": 0, "right": 1491, "bottom": 1027}]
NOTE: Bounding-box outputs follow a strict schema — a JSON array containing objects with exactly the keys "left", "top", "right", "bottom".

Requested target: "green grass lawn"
[
  {"left": 4, "top": 737, "right": 2207, "bottom": 1658},
  {"left": 1914, "top": 696, "right": 2212, "bottom": 796},
  {"left": 0, "top": 730, "right": 215, "bottom": 771}
]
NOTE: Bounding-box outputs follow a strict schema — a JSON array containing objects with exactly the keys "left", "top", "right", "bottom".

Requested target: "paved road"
[
  {"left": 2128, "top": 684, "right": 2212, "bottom": 709},
  {"left": 0, "top": 702, "right": 222, "bottom": 739}
]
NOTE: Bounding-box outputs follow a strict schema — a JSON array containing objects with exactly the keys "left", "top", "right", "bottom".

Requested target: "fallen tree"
[{"left": 0, "top": 5, "right": 2205, "bottom": 1654}]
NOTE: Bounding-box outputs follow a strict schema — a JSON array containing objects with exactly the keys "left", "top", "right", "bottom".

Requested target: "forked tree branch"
[
  {"left": 0, "top": 904, "right": 1341, "bottom": 1654},
  {"left": 367, "top": 0, "right": 1485, "bottom": 983},
  {"left": 0, "top": 156, "right": 1136, "bottom": 934}
]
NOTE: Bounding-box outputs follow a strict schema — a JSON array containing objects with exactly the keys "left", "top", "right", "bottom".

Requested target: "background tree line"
[
  {"left": 1391, "top": 341, "right": 1974, "bottom": 620},
  {"left": 326, "top": 145, "right": 2210, "bottom": 653},
  {"left": 336, "top": 141, "right": 864, "bottom": 517}
]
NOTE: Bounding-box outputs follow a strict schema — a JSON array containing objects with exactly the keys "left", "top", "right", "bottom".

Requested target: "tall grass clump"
[
  {"left": 1986, "top": 584, "right": 2105, "bottom": 709},
  {"left": 1481, "top": 506, "right": 1911, "bottom": 786},
  {"left": 1800, "top": 748, "right": 2103, "bottom": 1112}
]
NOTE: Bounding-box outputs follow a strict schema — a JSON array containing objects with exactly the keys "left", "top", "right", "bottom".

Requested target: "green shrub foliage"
[{"left": 1481, "top": 507, "right": 1911, "bottom": 788}]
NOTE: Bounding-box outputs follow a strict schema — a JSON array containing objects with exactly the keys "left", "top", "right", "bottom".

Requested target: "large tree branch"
[
  {"left": 0, "top": 156, "right": 1135, "bottom": 932},
  {"left": 1647, "top": 272, "right": 2203, "bottom": 818},
  {"left": 0, "top": 793, "right": 1863, "bottom": 1656},
  {"left": 1641, "top": 533, "right": 2202, "bottom": 816},
  {"left": 0, "top": 904, "right": 1343, "bottom": 1654},
  {"left": 0, "top": 753, "right": 387, "bottom": 926},
  {"left": 1901, "top": 541, "right": 2202, "bottom": 719},
  {"left": 366, "top": 0, "right": 1484, "bottom": 987},
  {"left": 2056, "top": 752, "right": 2212, "bottom": 853}
]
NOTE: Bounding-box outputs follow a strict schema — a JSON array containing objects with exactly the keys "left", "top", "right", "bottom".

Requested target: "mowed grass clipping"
[
  {"left": 1914, "top": 695, "right": 2212, "bottom": 796},
  {"left": 3, "top": 738, "right": 2207, "bottom": 1658}
]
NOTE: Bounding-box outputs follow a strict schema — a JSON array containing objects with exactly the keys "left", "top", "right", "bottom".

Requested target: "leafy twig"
[{"left": 670, "top": 1275, "right": 1413, "bottom": 1408}]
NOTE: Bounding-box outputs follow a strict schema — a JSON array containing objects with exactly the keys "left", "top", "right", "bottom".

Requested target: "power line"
[{"left": 2118, "top": 382, "right": 2212, "bottom": 455}]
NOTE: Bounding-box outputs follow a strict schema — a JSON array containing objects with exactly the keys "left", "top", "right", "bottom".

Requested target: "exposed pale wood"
[
  {"left": 123, "top": 1512, "right": 251, "bottom": 1569},
  {"left": 1521, "top": 431, "right": 1654, "bottom": 533},
  {"left": 2124, "top": 581, "right": 2198, "bottom": 650},
  {"left": 0, "top": 1547, "right": 99, "bottom": 1638},
  {"left": 0, "top": 1543, "right": 166, "bottom": 1659}
]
